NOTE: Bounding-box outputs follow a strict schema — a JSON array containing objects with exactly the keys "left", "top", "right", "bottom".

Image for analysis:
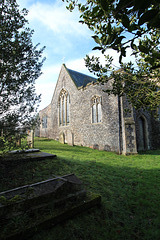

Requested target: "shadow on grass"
[
  {"left": 35, "top": 138, "right": 53, "bottom": 142},
  {"left": 138, "top": 149, "right": 160, "bottom": 155},
  {"left": 0, "top": 151, "right": 160, "bottom": 240},
  {"left": 30, "top": 159, "right": 160, "bottom": 240}
]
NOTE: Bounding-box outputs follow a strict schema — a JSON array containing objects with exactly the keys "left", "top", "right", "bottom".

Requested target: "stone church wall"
[
  {"left": 39, "top": 65, "right": 121, "bottom": 153},
  {"left": 150, "top": 118, "right": 160, "bottom": 149},
  {"left": 39, "top": 65, "right": 160, "bottom": 154},
  {"left": 134, "top": 110, "right": 160, "bottom": 150}
]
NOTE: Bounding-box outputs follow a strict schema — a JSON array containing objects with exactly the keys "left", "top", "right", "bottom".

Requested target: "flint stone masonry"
[
  {"left": 39, "top": 64, "right": 160, "bottom": 154},
  {"left": 39, "top": 64, "right": 120, "bottom": 152}
]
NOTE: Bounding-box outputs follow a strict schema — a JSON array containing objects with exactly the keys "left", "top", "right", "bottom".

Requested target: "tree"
[
  {"left": 63, "top": 0, "right": 160, "bottom": 113},
  {"left": 0, "top": 0, "right": 45, "bottom": 148}
]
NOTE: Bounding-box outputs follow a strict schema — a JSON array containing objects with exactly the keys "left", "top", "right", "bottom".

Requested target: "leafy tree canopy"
[
  {"left": 64, "top": 0, "right": 160, "bottom": 68},
  {"left": 0, "top": 0, "right": 45, "bottom": 146},
  {"left": 63, "top": 0, "right": 160, "bottom": 114}
]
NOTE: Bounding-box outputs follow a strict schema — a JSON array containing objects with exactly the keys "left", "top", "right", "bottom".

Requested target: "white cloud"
[
  {"left": 27, "top": 1, "right": 90, "bottom": 38},
  {"left": 17, "top": 0, "right": 33, "bottom": 9},
  {"left": 40, "top": 64, "right": 61, "bottom": 81},
  {"left": 35, "top": 63, "right": 62, "bottom": 110},
  {"left": 66, "top": 58, "right": 92, "bottom": 75},
  {"left": 84, "top": 48, "right": 136, "bottom": 73},
  {"left": 16, "top": 0, "right": 136, "bottom": 112},
  {"left": 36, "top": 82, "right": 56, "bottom": 110}
]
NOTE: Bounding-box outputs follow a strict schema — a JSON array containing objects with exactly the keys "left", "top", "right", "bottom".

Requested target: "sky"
[{"left": 17, "top": 0, "right": 134, "bottom": 110}]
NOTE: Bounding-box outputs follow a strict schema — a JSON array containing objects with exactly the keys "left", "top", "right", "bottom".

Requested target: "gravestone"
[
  {"left": 27, "top": 130, "right": 34, "bottom": 148},
  {"left": 59, "top": 132, "right": 65, "bottom": 144},
  {"left": 0, "top": 174, "right": 101, "bottom": 240},
  {"left": 66, "top": 131, "right": 74, "bottom": 146}
]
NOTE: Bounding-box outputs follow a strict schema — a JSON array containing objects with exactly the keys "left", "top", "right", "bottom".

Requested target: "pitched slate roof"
[{"left": 66, "top": 66, "right": 97, "bottom": 88}]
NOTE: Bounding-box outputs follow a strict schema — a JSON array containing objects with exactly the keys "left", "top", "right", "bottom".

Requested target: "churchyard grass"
[{"left": 0, "top": 137, "right": 160, "bottom": 240}]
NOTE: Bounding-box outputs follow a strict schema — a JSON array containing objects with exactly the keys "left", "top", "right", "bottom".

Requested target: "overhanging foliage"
[
  {"left": 63, "top": 0, "right": 160, "bottom": 113},
  {"left": 0, "top": 0, "right": 45, "bottom": 143}
]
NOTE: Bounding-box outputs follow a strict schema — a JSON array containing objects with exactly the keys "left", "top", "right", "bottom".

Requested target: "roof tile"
[{"left": 67, "top": 68, "right": 97, "bottom": 87}]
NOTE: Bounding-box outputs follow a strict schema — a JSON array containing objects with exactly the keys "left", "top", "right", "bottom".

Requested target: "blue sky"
[{"left": 17, "top": 0, "right": 134, "bottom": 110}]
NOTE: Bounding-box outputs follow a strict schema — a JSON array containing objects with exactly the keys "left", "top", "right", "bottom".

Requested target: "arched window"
[
  {"left": 59, "top": 89, "right": 70, "bottom": 126},
  {"left": 91, "top": 96, "right": 102, "bottom": 123},
  {"left": 42, "top": 115, "right": 47, "bottom": 128},
  {"left": 137, "top": 115, "right": 149, "bottom": 151}
]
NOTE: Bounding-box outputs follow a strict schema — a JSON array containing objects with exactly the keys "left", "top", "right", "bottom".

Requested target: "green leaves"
[
  {"left": 131, "top": 39, "right": 138, "bottom": 51},
  {"left": 114, "top": 36, "right": 126, "bottom": 45},
  {"left": 100, "top": 0, "right": 108, "bottom": 11},
  {"left": 134, "top": 0, "right": 151, "bottom": 11},
  {"left": 138, "top": 9, "right": 159, "bottom": 26},
  {"left": 0, "top": 0, "right": 45, "bottom": 144},
  {"left": 121, "top": 15, "right": 130, "bottom": 28},
  {"left": 64, "top": 0, "right": 160, "bottom": 112},
  {"left": 92, "top": 46, "right": 103, "bottom": 51},
  {"left": 138, "top": 44, "right": 149, "bottom": 54},
  {"left": 92, "top": 35, "right": 101, "bottom": 44}
]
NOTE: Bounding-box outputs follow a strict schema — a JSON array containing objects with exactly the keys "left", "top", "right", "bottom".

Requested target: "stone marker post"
[
  {"left": 27, "top": 130, "right": 34, "bottom": 148},
  {"left": 121, "top": 96, "right": 137, "bottom": 155}
]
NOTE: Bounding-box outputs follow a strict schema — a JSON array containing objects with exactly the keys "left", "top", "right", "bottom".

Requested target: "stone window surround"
[
  {"left": 137, "top": 114, "right": 150, "bottom": 150},
  {"left": 91, "top": 95, "right": 102, "bottom": 124},
  {"left": 58, "top": 89, "right": 70, "bottom": 126}
]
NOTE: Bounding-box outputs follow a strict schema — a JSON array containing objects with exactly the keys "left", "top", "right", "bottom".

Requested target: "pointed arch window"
[
  {"left": 59, "top": 89, "right": 70, "bottom": 126},
  {"left": 91, "top": 96, "right": 102, "bottom": 123}
]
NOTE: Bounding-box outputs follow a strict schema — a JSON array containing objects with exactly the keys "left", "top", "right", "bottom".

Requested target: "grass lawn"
[{"left": 0, "top": 137, "right": 160, "bottom": 240}]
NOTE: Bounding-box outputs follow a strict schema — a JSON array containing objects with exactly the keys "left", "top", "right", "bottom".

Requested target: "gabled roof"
[{"left": 65, "top": 65, "right": 97, "bottom": 88}]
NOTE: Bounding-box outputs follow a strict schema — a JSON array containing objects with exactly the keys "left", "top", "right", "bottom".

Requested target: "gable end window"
[
  {"left": 59, "top": 89, "right": 70, "bottom": 126},
  {"left": 91, "top": 96, "right": 102, "bottom": 123}
]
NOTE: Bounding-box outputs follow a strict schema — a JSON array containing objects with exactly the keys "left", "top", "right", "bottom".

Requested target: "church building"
[{"left": 39, "top": 64, "right": 160, "bottom": 155}]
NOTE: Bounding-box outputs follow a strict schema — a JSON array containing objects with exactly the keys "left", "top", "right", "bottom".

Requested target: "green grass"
[{"left": 0, "top": 137, "right": 160, "bottom": 240}]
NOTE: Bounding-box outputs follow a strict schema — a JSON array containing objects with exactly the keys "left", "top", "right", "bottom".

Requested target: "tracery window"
[
  {"left": 59, "top": 89, "right": 70, "bottom": 126},
  {"left": 42, "top": 115, "right": 47, "bottom": 128},
  {"left": 91, "top": 96, "right": 102, "bottom": 123}
]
